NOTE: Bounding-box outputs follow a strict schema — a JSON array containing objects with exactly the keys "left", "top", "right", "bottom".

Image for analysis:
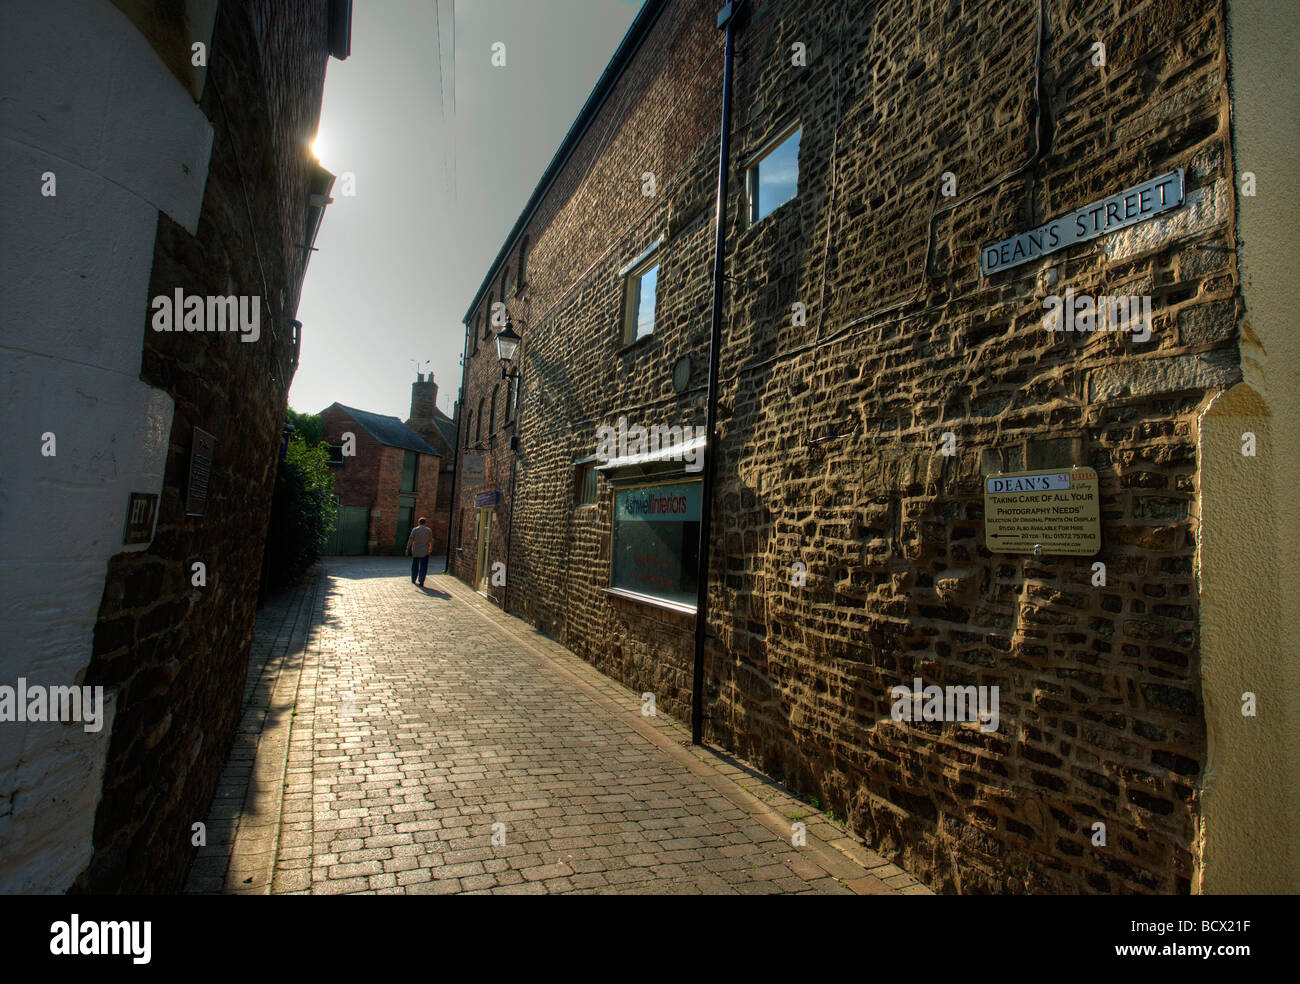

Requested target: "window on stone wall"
[
  {"left": 621, "top": 241, "right": 660, "bottom": 345},
  {"left": 489, "top": 386, "right": 499, "bottom": 435},
  {"left": 608, "top": 479, "right": 701, "bottom": 611},
  {"left": 506, "top": 373, "right": 518, "bottom": 423},
  {"left": 746, "top": 124, "right": 801, "bottom": 226},
  {"left": 464, "top": 411, "right": 473, "bottom": 448},
  {"left": 517, "top": 236, "right": 529, "bottom": 292},
  {"left": 575, "top": 461, "right": 598, "bottom": 506},
  {"left": 471, "top": 316, "right": 479, "bottom": 355},
  {"left": 475, "top": 399, "right": 485, "bottom": 442}
]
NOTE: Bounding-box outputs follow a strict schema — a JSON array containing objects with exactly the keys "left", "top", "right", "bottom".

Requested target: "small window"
[
  {"left": 517, "top": 236, "right": 530, "bottom": 292},
  {"left": 471, "top": 317, "right": 479, "bottom": 355},
  {"left": 506, "top": 374, "right": 518, "bottom": 423},
  {"left": 489, "top": 386, "right": 499, "bottom": 435},
  {"left": 464, "top": 411, "right": 473, "bottom": 447},
  {"left": 475, "top": 399, "right": 485, "bottom": 442},
  {"left": 326, "top": 443, "right": 344, "bottom": 466},
  {"left": 501, "top": 266, "right": 511, "bottom": 303},
  {"left": 622, "top": 252, "right": 659, "bottom": 345},
  {"left": 746, "top": 125, "right": 801, "bottom": 226},
  {"left": 576, "top": 462, "right": 598, "bottom": 506}
]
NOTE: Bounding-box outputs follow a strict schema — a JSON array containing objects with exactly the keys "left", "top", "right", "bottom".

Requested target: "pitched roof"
[
  {"left": 332, "top": 404, "right": 441, "bottom": 456},
  {"left": 430, "top": 408, "right": 459, "bottom": 451}
]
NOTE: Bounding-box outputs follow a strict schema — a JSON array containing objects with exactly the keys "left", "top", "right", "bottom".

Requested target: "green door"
[
  {"left": 395, "top": 494, "right": 416, "bottom": 553},
  {"left": 326, "top": 506, "right": 370, "bottom": 555}
]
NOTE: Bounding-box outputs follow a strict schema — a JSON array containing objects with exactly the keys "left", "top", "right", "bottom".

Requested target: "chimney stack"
[{"left": 410, "top": 372, "right": 438, "bottom": 422}]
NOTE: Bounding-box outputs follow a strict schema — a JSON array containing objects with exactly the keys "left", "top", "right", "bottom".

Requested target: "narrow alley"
[{"left": 184, "top": 559, "right": 927, "bottom": 896}]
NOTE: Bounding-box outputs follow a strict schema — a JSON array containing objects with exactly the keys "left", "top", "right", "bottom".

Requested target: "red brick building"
[
  {"left": 403, "top": 373, "right": 459, "bottom": 556},
  {"left": 320, "top": 403, "right": 440, "bottom": 556}
]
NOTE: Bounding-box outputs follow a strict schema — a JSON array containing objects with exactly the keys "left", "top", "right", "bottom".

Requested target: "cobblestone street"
[{"left": 185, "top": 558, "right": 928, "bottom": 895}]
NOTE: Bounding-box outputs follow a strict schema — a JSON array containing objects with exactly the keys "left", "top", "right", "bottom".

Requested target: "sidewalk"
[{"left": 184, "top": 557, "right": 930, "bottom": 895}]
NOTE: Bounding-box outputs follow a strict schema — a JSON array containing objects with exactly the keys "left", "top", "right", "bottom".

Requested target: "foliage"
[
  {"left": 285, "top": 406, "right": 326, "bottom": 446},
  {"left": 259, "top": 437, "right": 337, "bottom": 601}
]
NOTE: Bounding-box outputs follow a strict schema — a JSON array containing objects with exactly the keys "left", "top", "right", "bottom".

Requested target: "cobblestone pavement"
[{"left": 186, "top": 557, "right": 930, "bottom": 896}]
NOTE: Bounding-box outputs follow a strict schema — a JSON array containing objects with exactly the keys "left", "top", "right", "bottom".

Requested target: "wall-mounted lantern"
[{"left": 495, "top": 319, "right": 522, "bottom": 379}]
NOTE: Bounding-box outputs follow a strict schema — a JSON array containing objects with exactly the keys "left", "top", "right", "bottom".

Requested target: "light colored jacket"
[{"left": 405, "top": 524, "right": 434, "bottom": 557}]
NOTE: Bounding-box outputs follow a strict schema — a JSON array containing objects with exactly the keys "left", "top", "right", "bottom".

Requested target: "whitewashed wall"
[{"left": 0, "top": 0, "right": 213, "bottom": 892}]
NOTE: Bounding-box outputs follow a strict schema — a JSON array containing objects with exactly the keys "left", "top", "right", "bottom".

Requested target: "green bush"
[
  {"left": 259, "top": 437, "right": 337, "bottom": 601},
  {"left": 285, "top": 406, "right": 326, "bottom": 446}
]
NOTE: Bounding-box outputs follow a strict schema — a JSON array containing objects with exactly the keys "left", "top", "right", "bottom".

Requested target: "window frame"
[
  {"left": 574, "top": 457, "right": 598, "bottom": 507},
  {"left": 604, "top": 476, "right": 702, "bottom": 614},
  {"left": 744, "top": 122, "right": 802, "bottom": 227},
  {"left": 517, "top": 236, "right": 530, "bottom": 293},
  {"left": 619, "top": 236, "right": 663, "bottom": 347}
]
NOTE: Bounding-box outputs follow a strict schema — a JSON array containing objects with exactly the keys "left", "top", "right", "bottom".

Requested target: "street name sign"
[{"left": 980, "top": 171, "right": 1184, "bottom": 275}]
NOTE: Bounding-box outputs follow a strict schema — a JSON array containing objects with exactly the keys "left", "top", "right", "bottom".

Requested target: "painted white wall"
[
  {"left": 0, "top": 0, "right": 212, "bottom": 892},
  {"left": 1196, "top": 0, "right": 1300, "bottom": 893}
]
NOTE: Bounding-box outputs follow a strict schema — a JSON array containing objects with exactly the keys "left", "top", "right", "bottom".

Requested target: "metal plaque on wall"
[
  {"left": 983, "top": 466, "right": 1100, "bottom": 556},
  {"left": 123, "top": 492, "right": 159, "bottom": 545},
  {"left": 186, "top": 427, "right": 216, "bottom": 516}
]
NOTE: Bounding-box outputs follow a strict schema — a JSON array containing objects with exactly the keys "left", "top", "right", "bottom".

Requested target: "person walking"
[{"left": 405, "top": 516, "right": 434, "bottom": 586}]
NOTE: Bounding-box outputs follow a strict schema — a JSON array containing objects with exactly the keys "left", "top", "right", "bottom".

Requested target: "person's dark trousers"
[{"left": 411, "top": 554, "right": 429, "bottom": 584}]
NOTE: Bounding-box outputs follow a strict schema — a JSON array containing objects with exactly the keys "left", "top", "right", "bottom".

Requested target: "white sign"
[{"left": 980, "top": 170, "right": 1184, "bottom": 275}]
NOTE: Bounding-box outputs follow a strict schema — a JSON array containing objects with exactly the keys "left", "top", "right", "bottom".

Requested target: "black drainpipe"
[{"left": 691, "top": 0, "right": 745, "bottom": 746}]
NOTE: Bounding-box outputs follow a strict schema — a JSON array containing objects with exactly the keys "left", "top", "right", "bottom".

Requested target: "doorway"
[{"left": 474, "top": 506, "right": 494, "bottom": 593}]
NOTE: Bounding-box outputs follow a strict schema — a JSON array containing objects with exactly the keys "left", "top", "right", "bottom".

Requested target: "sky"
[{"left": 291, "top": 0, "right": 646, "bottom": 423}]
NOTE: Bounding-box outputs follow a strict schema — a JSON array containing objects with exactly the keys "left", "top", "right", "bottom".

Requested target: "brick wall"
[
  {"left": 321, "top": 406, "right": 441, "bottom": 554},
  {"left": 405, "top": 374, "right": 457, "bottom": 555},
  {"left": 73, "top": 0, "right": 333, "bottom": 893},
  {"left": 455, "top": 0, "right": 1240, "bottom": 893},
  {"left": 321, "top": 405, "right": 384, "bottom": 508}
]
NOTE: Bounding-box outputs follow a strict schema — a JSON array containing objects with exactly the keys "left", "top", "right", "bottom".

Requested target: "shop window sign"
[{"left": 611, "top": 481, "right": 701, "bottom": 607}]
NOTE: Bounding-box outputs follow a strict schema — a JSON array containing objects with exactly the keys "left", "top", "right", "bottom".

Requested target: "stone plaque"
[
  {"left": 462, "top": 453, "right": 485, "bottom": 488},
  {"left": 185, "top": 427, "right": 216, "bottom": 517},
  {"left": 984, "top": 466, "right": 1100, "bottom": 556}
]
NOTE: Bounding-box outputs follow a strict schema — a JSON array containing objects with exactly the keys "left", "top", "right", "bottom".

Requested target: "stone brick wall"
[
  {"left": 456, "top": 0, "right": 1240, "bottom": 893},
  {"left": 73, "top": 0, "right": 333, "bottom": 893}
]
